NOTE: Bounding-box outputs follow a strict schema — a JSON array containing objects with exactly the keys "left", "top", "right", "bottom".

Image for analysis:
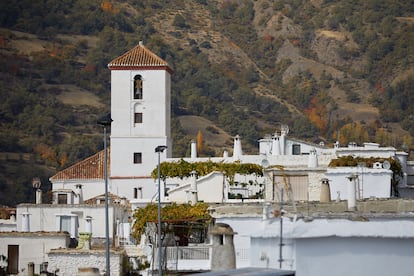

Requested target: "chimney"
[
  {"left": 35, "top": 189, "right": 42, "bottom": 204},
  {"left": 32, "top": 177, "right": 42, "bottom": 204},
  {"left": 280, "top": 131, "right": 286, "bottom": 155},
  {"left": 233, "top": 135, "right": 242, "bottom": 160},
  {"left": 85, "top": 216, "right": 92, "bottom": 233},
  {"left": 210, "top": 223, "right": 236, "bottom": 271},
  {"left": 10, "top": 211, "right": 16, "bottom": 222},
  {"left": 191, "top": 140, "right": 197, "bottom": 159},
  {"left": 22, "top": 212, "right": 30, "bottom": 232},
  {"left": 308, "top": 148, "right": 318, "bottom": 168},
  {"left": 346, "top": 174, "right": 358, "bottom": 211},
  {"left": 121, "top": 197, "right": 127, "bottom": 205},
  {"left": 223, "top": 150, "right": 229, "bottom": 158},
  {"left": 320, "top": 178, "right": 331, "bottom": 203},
  {"left": 271, "top": 135, "right": 280, "bottom": 156},
  {"left": 74, "top": 184, "right": 83, "bottom": 204},
  {"left": 262, "top": 202, "right": 272, "bottom": 227},
  {"left": 190, "top": 171, "right": 198, "bottom": 205}
]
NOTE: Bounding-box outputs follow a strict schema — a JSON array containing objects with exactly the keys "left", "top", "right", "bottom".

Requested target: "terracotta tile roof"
[
  {"left": 50, "top": 150, "right": 109, "bottom": 181},
  {"left": 107, "top": 42, "right": 173, "bottom": 73}
]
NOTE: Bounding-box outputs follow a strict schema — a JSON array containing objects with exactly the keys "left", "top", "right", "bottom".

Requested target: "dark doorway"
[{"left": 7, "top": 245, "right": 18, "bottom": 274}]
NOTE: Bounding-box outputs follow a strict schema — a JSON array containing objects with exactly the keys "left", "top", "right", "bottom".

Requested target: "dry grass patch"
[
  {"left": 178, "top": 115, "right": 232, "bottom": 148},
  {"left": 317, "top": 30, "right": 346, "bottom": 41},
  {"left": 53, "top": 85, "right": 105, "bottom": 108}
]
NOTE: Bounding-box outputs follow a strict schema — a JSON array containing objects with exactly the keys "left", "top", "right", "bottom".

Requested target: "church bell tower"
[{"left": 107, "top": 42, "right": 172, "bottom": 197}]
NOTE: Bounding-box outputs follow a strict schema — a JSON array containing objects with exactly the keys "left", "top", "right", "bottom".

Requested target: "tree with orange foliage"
[
  {"left": 197, "top": 130, "right": 203, "bottom": 156},
  {"left": 101, "top": 1, "right": 119, "bottom": 13},
  {"left": 304, "top": 96, "right": 328, "bottom": 134},
  {"left": 264, "top": 34, "right": 274, "bottom": 42},
  {"left": 101, "top": 2, "right": 113, "bottom": 12},
  {"left": 34, "top": 143, "right": 68, "bottom": 168}
]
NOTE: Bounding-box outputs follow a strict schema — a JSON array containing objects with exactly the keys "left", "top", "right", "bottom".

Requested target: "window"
[
  {"left": 133, "top": 75, "right": 143, "bottom": 99},
  {"left": 134, "top": 112, "right": 143, "bottom": 124},
  {"left": 56, "top": 215, "right": 78, "bottom": 238},
  {"left": 292, "top": 144, "right": 301, "bottom": 155},
  {"left": 133, "top": 152, "right": 142, "bottom": 164},
  {"left": 219, "top": 235, "right": 224, "bottom": 245},
  {"left": 60, "top": 216, "right": 71, "bottom": 233},
  {"left": 273, "top": 175, "right": 308, "bottom": 201},
  {"left": 57, "top": 193, "right": 68, "bottom": 204}
]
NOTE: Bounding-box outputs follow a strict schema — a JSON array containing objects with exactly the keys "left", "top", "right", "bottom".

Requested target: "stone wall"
[{"left": 47, "top": 249, "right": 125, "bottom": 276}]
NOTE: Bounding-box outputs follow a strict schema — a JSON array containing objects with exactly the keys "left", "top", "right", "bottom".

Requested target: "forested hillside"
[{"left": 0, "top": 0, "right": 413, "bottom": 206}]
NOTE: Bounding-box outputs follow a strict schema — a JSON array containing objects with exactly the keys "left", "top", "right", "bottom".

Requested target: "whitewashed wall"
[
  {"left": 52, "top": 180, "right": 104, "bottom": 202},
  {"left": 16, "top": 204, "right": 129, "bottom": 239},
  {"left": 250, "top": 217, "right": 414, "bottom": 276},
  {"left": 111, "top": 177, "right": 158, "bottom": 203},
  {"left": 295, "top": 237, "right": 414, "bottom": 276},
  {"left": 0, "top": 218, "right": 16, "bottom": 232},
  {"left": 168, "top": 172, "right": 225, "bottom": 203},
  {"left": 0, "top": 232, "right": 69, "bottom": 275},
  {"left": 110, "top": 69, "right": 171, "bottom": 179},
  {"left": 326, "top": 167, "right": 392, "bottom": 200}
]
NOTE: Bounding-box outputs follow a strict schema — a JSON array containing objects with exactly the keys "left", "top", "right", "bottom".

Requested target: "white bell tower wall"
[{"left": 109, "top": 67, "right": 172, "bottom": 178}]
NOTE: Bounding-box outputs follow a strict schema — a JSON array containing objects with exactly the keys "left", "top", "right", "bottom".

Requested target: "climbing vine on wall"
[
  {"left": 150, "top": 159, "right": 263, "bottom": 184},
  {"left": 328, "top": 156, "right": 402, "bottom": 176},
  {"left": 131, "top": 202, "right": 211, "bottom": 242}
]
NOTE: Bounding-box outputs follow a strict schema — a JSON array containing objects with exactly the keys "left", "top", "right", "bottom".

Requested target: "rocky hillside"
[{"left": 0, "top": 0, "right": 413, "bottom": 206}]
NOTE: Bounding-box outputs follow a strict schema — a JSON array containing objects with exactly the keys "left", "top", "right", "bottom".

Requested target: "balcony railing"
[{"left": 153, "top": 245, "right": 211, "bottom": 271}]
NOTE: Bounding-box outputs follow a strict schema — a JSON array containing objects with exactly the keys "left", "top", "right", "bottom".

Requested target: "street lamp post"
[
  {"left": 155, "top": 145, "right": 167, "bottom": 276},
  {"left": 98, "top": 116, "right": 112, "bottom": 276}
]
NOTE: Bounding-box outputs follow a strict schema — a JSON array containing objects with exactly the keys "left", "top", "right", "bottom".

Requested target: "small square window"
[
  {"left": 134, "top": 152, "right": 142, "bottom": 164},
  {"left": 58, "top": 194, "right": 68, "bottom": 204},
  {"left": 292, "top": 144, "right": 301, "bottom": 155},
  {"left": 134, "top": 113, "right": 143, "bottom": 124}
]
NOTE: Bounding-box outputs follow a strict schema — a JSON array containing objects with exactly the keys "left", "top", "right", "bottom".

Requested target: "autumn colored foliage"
[{"left": 304, "top": 97, "right": 328, "bottom": 133}]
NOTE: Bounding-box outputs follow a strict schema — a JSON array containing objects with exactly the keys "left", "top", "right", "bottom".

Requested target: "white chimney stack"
[
  {"left": 347, "top": 175, "right": 358, "bottom": 211},
  {"left": 308, "top": 148, "right": 318, "bottom": 168},
  {"left": 85, "top": 216, "right": 92, "bottom": 233},
  {"left": 233, "top": 135, "right": 242, "bottom": 160},
  {"left": 271, "top": 135, "right": 280, "bottom": 156},
  {"left": 280, "top": 131, "right": 286, "bottom": 155},
  {"left": 32, "top": 177, "right": 42, "bottom": 204},
  {"left": 190, "top": 171, "right": 198, "bottom": 205},
  {"left": 74, "top": 184, "right": 83, "bottom": 204},
  {"left": 191, "top": 140, "right": 197, "bottom": 159},
  {"left": 262, "top": 202, "right": 272, "bottom": 228},
  {"left": 35, "top": 189, "right": 42, "bottom": 204},
  {"left": 22, "top": 212, "right": 30, "bottom": 232}
]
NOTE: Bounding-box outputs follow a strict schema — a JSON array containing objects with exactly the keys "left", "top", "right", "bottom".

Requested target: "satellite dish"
[
  {"left": 261, "top": 159, "right": 269, "bottom": 169},
  {"left": 383, "top": 160, "right": 391, "bottom": 170}
]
